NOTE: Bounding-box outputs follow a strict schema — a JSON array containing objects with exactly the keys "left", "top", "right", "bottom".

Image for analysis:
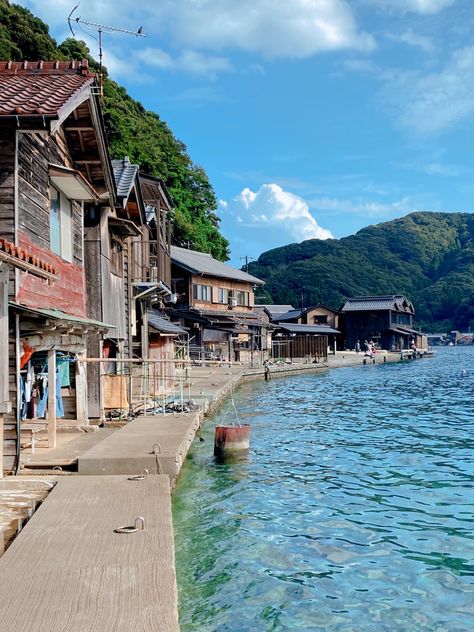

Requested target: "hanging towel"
[{"left": 57, "top": 359, "right": 71, "bottom": 388}]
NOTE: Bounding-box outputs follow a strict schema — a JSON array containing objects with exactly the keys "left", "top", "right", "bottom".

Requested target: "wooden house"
[
  {"left": 170, "top": 246, "right": 267, "bottom": 363},
  {"left": 341, "top": 295, "right": 419, "bottom": 350},
  {"left": 0, "top": 59, "right": 115, "bottom": 471},
  {"left": 255, "top": 304, "right": 339, "bottom": 361}
]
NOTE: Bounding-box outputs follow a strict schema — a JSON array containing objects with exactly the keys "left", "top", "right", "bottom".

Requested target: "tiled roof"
[
  {"left": 0, "top": 60, "right": 93, "bottom": 117},
  {"left": 171, "top": 246, "right": 264, "bottom": 285},
  {"left": 112, "top": 157, "right": 139, "bottom": 200},
  {"left": 148, "top": 310, "right": 187, "bottom": 336},
  {"left": 341, "top": 295, "right": 414, "bottom": 313}
]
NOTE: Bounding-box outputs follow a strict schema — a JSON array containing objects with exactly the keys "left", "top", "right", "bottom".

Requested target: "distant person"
[{"left": 355, "top": 340, "right": 361, "bottom": 353}]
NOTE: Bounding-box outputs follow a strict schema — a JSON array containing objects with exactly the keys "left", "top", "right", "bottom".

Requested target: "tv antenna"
[{"left": 67, "top": 3, "right": 146, "bottom": 97}]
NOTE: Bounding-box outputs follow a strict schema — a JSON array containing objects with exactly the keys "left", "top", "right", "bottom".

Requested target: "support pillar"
[
  {"left": 47, "top": 349, "right": 56, "bottom": 448},
  {"left": 75, "top": 351, "right": 88, "bottom": 424},
  {"left": 0, "top": 263, "right": 12, "bottom": 478}
]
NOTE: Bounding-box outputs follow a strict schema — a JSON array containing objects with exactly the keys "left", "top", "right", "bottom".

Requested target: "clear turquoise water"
[{"left": 173, "top": 348, "right": 474, "bottom": 631}]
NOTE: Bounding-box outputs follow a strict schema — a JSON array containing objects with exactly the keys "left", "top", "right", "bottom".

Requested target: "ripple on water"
[{"left": 173, "top": 348, "right": 474, "bottom": 631}]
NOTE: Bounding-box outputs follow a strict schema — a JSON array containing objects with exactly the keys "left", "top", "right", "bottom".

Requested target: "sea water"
[{"left": 173, "top": 348, "right": 474, "bottom": 631}]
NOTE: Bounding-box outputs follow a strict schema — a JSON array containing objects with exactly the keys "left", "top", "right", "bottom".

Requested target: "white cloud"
[
  {"left": 21, "top": 0, "right": 375, "bottom": 59},
  {"left": 387, "top": 28, "right": 435, "bottom": 53},
  {"left": 367, "top": 0, "right": 456, "bottom": 14},
  {"left": 381, "top": 46, "right": 474, "bottom": 134},
  {"left": 221, "top": 184, "right": 333, "bottom": 243},
  {"left": 310, "top": 196, "right": 415, "bottom": 217},
  {"left": 136, "top": 47, "right": 233, "bottom": 78}
]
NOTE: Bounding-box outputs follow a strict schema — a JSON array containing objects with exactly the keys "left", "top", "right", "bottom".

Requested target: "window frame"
[
  {"left": 192, "top": 283, "right": 212, "bottom": 302},
  {"left": 50, "top": 184, "right": 73, "bottom": 262},
  {"left": 217, "top": 287, "right": 229, "bottom": 304}
]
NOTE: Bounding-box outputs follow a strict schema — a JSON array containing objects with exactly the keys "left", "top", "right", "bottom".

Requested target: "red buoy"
[{"left": 214, "top": 424, "right": 251, "bottom": 460}]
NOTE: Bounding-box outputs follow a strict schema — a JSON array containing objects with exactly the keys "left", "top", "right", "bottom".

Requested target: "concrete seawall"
[{"left": 0, "top": 350, "right": 430, "bottom": 630}]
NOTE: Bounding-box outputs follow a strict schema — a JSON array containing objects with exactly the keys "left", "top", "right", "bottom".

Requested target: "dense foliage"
[
  {"left": 0, "top": 1, "right": 230, "bottom": 260},
  {"left": 249, "top": 212, "right": 474, "bottom": 332}
]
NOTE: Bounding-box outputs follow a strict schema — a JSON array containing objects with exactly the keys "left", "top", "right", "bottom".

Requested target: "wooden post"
[
  {"left": 75, "top": 351, "right": 87, "bottom": 424},
  {"left": 0, "top": 263, "right": 11, "bottom": 478},
  {"left": 47, "top": 349, "right": 56, "bottom": 448}
]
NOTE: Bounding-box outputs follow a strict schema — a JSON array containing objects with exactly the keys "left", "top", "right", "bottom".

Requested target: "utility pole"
[{"left": 240, "top": 256, "right": 253, "bottom": 273}]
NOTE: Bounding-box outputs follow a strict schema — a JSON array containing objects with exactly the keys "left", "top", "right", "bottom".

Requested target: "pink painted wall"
[{"left": 16, "top": 230, "right": 86, "bottom": 318}]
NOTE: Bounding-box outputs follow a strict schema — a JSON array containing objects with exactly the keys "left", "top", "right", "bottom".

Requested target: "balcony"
[{"left": 130, "top": 240, "right": 171, "bottom": 288}]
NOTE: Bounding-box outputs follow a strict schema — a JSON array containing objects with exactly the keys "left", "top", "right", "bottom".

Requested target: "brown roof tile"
[{"left": 0, "top": 60, "right": 94, "bottom": 117}]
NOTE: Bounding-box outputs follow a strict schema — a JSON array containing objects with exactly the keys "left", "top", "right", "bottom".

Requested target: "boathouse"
[
  {"left": 341, "top": 295, "right": 420, "bottom": 351},
  {"left": 170, "top": 246, "right": 267, "bottom": 363},
  {"left": 256, "top": 304, "right": 340, "bottom": 361},
  {"left": 0, "top": 60, "right": 116, "bottom": 471}
]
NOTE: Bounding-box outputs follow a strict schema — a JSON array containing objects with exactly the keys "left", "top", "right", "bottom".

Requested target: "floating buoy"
[{"left": 214, "top": 424, "right": 251, "bottom": 461}]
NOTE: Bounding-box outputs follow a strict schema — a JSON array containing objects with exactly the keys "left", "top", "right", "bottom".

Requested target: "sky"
[{"left": 17, "top": 0, "right": 474, "bottom": 264}]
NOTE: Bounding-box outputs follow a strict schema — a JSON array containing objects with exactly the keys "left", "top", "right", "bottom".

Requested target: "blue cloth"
[
  {"left": 57, "top": 360, "right": 71, "bottom": 388},
  {"left": 37, "top": 372, "right": 64, "bottom": 418}
]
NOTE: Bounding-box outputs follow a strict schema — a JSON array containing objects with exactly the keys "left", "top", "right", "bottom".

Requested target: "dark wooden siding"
[
  {"left": 0, "top": 127, "right": 15, "bottom": 244},
  {"left": 17, "top": 132, "right": 83, "bottom": 265}
]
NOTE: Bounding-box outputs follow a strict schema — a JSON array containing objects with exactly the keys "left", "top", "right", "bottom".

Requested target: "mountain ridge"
[{"left": 249, "top": 211, "right": 474, "bottom": 332}]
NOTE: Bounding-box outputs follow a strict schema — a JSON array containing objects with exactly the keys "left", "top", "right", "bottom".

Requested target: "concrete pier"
[
  {"left": 0, "top": 475, "right": 179, "bottom": 632},
  {"left": 79, "top": 412, "right": 201, "bottom": 479}
]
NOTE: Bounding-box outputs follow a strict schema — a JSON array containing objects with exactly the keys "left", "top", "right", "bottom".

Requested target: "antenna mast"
[{"left": 67, "top": 4, "right": 146, "bottom": 99}]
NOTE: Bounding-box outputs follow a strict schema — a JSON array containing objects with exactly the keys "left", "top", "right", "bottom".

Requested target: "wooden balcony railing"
[{"left": 130, "top": 240, "right": 171, "bottom": 288}]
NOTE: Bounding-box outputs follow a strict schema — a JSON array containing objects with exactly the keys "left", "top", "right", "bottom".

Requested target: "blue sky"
[{"left": 18, "top": 0, "right": 474, "bottom": 264}]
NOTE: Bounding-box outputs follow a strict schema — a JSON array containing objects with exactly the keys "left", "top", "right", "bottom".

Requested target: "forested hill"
[
  {"left": 249, "top": 212, "right": 474, "bottom": 332},
  {"left": 0, "top": 0, "right": 229, "bottom": 260}
]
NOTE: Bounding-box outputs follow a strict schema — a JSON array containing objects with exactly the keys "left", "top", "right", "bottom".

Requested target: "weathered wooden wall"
[
  {"left": 0, "top": 127, "right": 15, "bottom": 244},
  {"left": 15, "top": 131, "right": 86, "bottom": 317},
  {"left": 272, "top": 335, "right": 328, "bottom": 361}
]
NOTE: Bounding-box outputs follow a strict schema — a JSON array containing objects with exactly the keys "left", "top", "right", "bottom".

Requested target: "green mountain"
[
  {"left": 249, "top": 211, "right": 474, "bottom": 332},
  {"left": 0, "top": 0, "right": 229, "bottom": 260}
]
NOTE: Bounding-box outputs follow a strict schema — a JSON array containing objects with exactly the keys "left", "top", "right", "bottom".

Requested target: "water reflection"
[{"left": 174, "top": 348, "right": 474, "bottom": 631}]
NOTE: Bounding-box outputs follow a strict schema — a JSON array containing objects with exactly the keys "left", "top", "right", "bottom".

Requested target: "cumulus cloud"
[
  {"left": 221, "top": 184, "right": 333, "bottom": 243},
  {"left": 367, "top": 0, "right": 456, "bottom": 13},
  {"left": 21, "top": 0, "right": 375, "bottom": 58}
]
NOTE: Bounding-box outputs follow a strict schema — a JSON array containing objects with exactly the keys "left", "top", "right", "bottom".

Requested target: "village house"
[
  {"left": 84, "top": 157, "right": 184, "bottom": 418},
  {"left": 169, "top": 246, "right": 267, "bottom": 363},
  {"left": 0, "top": 59, "right": 118, "bottom": 472},
  {"left": 340, "top": 295, "right": 423, "bottom": 351},
  {"left": 254, "top": 304, "right": 340, "bottom": 361}
]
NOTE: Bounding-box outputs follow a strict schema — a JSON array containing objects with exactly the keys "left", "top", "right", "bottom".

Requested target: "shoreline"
[{"left": 0, "top": 350, "right": 432, "bottom": 631}]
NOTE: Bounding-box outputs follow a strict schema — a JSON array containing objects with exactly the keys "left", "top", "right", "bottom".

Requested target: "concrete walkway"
[{"left": 0, "top": 475, "right": 179, "bottom": 632}]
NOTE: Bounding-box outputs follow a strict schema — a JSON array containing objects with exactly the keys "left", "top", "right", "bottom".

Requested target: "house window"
[
  {"left": 50, "top": 186, "right": 72, "bottom": 261},
  {"left": 110, "top": 237, "right": 123, "bottom": 277},
  {"left": 234, "top": 291, "right": 249, "bottom": 306},
  {"left": 193, "top": 283, "right": 212, "bottom": 302},
  {"left": 314, "top": 315, "right": 328, "bottom": 324},
  {"left": 218, "top": 287, "right": 229, "bottom": 304}
]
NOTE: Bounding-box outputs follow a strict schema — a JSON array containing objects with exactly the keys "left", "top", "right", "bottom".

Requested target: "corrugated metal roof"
[
  {"left": 341, "top": 295, "right": 414, "bottom": 313},
  {"left": 112, "top": 157, "right": 139, "bottom": 200},
  {"left": 148, "top": 310, "right": 186, "bottom": 335},
  {"left": 9, "top": 302, "right": 113, "bottom": 329},
  {"left": 255, "top": 304, "right": 294, "bottom": 315},
  {"left": 273, "top": 308, "right": 303, "bottom": 322},
  {"left": 276, "top": 323, "right": 339, "bottom": 335},
  {"left": 171, "top": 246, "right": 264, "bottom": 285}
]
